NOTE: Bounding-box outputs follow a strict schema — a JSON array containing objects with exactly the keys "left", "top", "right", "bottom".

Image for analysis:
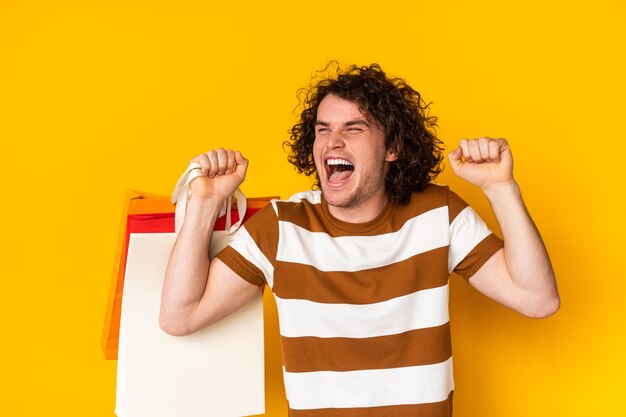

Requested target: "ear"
[{"left": 385, "top": 148, "right": 398, "bottom": 162}]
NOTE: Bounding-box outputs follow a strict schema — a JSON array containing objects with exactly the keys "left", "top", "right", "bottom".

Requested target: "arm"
[
  {"left": 159, "top": 149, "right": 261, "bottom": 336},
  {"left": 448, "top": 138, "right": 560, "bottom": 318}
]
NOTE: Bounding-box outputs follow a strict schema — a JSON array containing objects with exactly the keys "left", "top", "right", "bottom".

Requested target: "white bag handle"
[{"left": 171, "top": 162, "right": 247, "bottom": 234}]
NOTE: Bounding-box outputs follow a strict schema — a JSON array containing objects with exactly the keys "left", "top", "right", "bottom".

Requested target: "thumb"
[
  {"left": 234, "top": 151, "right": 249, "bottom": 180},
  {"left": 448, "top": 146, "right": 463, "bottom": 168}
]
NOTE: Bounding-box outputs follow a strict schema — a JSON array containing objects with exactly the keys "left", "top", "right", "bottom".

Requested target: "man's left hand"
[{"left": 448, "top": 137, "right": 514, "bottom": 190}]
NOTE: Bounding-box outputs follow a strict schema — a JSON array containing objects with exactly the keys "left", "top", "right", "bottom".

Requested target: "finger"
[
  {"left": 234, "top": 151, "right": 249, "bottom": 180},
  {"left": 459, "top": 139, "right": 473, "bottom": 163},
  {"left": 447, "top": 146, "right": 463, "bottom": 166},
  {"left": 206, "top": 150, "right": 219, "bottom": 177},
  {"left": 225, "top": 149, "right": 235, "bottom": 175},
  {"left": 496, "top": 138, "right": 510, "bottom": 152},
  {"left": 215, "top": 148, "right": 228, "bottom": 175},
  {"left": 488, "top": 139, "right": 501, "bottom": 162},
  {"left": 467, "top": 139, "right": 484, "bottom": 163},
  {"left": 196, "top": 153, "right": 211, "bottom": 176},
  {"left": 478, "top": 138, "right": 492, "bottom": 162}
]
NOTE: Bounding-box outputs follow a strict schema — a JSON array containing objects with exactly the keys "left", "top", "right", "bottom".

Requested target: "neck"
[{"left": 326, "top": 193, "right": 389, "bottom": 223}]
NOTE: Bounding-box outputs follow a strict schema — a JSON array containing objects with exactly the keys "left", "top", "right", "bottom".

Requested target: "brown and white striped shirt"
[{"left": 216, "top": 184, "right": 503, "bottom": 417}]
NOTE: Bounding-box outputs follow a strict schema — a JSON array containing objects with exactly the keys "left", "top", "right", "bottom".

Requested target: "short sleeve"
[
  {"left": 215, "top": 203, "right": 279, "bottom": 288},
  {"left": 447, "top": 189, "right": 504, "bottom": 280}
]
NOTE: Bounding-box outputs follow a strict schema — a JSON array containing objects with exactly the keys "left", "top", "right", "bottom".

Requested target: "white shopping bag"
[{"left": 115, "top": 163, "right": 265, "bottom": 417}]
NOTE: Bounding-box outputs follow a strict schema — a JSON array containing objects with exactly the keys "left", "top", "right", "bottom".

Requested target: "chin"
[{"left": 322, "top": 188, "right": 356, "bottom": 209}]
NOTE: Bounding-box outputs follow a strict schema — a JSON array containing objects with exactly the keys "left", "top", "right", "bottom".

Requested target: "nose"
[{"left": 325, "top": 130, "right": 345, "bottom": 150}]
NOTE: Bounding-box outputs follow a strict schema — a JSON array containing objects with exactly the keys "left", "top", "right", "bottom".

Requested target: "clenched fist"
[
  {"left": 448, "top": 137, "right": 514, "bottom": 190},
  {"left": 188, "top": 148, "right": 248, "bottom": 201}
]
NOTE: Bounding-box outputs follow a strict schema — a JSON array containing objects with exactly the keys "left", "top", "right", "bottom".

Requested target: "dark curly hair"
[{"left": 284, "top": 62, "right": 444, "bottom": 205}]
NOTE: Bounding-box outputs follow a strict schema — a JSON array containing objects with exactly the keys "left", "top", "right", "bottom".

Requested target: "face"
[{"left": 313, "top": 94, "right": 397, "bottom": 222}]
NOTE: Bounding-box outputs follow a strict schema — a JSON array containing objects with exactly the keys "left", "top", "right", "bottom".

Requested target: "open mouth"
[{"left": 325, "top": 158, "right": 354, "bottom": 184}]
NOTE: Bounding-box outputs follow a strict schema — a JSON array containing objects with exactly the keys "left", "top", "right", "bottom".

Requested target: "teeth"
[{"left": 327, "top": 159, "right": 353, "bottom": 166}]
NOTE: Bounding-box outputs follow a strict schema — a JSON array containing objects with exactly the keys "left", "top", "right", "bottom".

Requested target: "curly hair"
[{"left": 284, "top": 62, "right": 444, "bottom": 205}]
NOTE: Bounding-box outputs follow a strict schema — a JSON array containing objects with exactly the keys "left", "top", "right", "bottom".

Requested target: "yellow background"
[{"left": 1, "top": 0, "right": 624, "bottom": 416}]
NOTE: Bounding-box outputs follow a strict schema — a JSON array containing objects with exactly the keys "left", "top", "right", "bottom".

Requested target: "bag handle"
[{"left": 171, "top": 162, "right": 247, "bottom": 234}]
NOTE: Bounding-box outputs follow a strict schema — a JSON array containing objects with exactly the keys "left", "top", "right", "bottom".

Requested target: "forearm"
[
  {"left": 160, "top": 196, "right": 223, "bottom": 332},
  {"left": 483, "top": 181, "right": 559, "bottom": 303}
]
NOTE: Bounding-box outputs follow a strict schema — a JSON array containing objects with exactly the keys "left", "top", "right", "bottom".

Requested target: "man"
[{"left": 160, "top": 64, "right": 559, "bottom": 416}]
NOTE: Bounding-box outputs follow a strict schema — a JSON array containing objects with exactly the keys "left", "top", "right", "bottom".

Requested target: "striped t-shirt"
[{"left": 216, "top": 184, "right": 503, "bottom": 417}]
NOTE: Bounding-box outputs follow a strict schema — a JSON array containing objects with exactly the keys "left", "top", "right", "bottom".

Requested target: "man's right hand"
[
  {"left": 160, "top": 148, "right": 257, "bottom": 336},
  {"left": 189, "top": 149, "right": 249, "bottom": 201}
]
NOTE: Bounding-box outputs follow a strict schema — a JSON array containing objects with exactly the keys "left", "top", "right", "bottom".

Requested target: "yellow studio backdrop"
[{"left": 1, "top": 0, "right": 624, "bottom": 416}]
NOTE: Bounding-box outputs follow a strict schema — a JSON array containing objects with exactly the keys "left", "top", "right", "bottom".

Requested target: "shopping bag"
[
  {"left": 102, "top": 184, "right": 274, "bottom": 359},
  {"left": 101, "top": 191, "right": 175, "bottom": 359},
  {"left": 100, "top": 180, "right": 277, "bottom": 359},
  {"left": 113, "top": 163, "right": 273, "bottom": 417}
]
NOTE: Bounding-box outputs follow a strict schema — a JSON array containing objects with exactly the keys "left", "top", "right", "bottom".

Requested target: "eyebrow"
[{"left": 314, "top": 119, "right": 371, "bottom": 128}]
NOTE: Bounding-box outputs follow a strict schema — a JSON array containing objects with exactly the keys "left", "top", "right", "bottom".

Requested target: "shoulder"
[
  {"left": 272, "top": 190, "right": 322, "bottom": 219},
  {"left": 237, "top": 199, "right": 280, "bottom": 237},
  {"left": 398, "top": 183, "right": 453, "bottom": 214},
  {"left": 397, "top": 184, "right": 469, "bottom": 225},
  {"left": 273, "top": 190, "right": 321, "bottom": 211},
  {"left": 269, "top": 189, "right": 338, "bottom": 235}
]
